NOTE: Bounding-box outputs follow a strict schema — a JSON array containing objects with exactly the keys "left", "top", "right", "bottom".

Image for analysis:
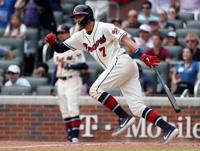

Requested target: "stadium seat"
[
  {"left": 176, "top": 29, "right": 200, "bottom": 38},
  {"left": 25, "top": 28, "right": 39, "bottom": 55},
  {"left": 87, "top": 61, "right": 103, "bottom": 76},
  {"left": 0, "top": 38, "right": 24, "bottom": 56},
  {"left": 158, "top": 28, "right": 168, "bottom": 37},
  {"left": 168, "top": 20, "right": 184, "bottom": 29},
  {"left": 156, "top": 61, "right": 170, "bottom": 86},
  {"left": 53, "top": 11, "right": 63, "bottom": 26},
  {"left": 0, "top": 86, "right": 32, "bottom": 95},
  {"left": 0, "top": 28, "right": 4, "bottom": 36},
  {"left": 124, "top": 28, "right": 139, "bottom": 37},
  {"left": 178, "top": 38, "right": 185, "bottom": 47},
  {"left": 164, "top": 46, "right": 182, "bottom": 60},
  {"left": 108, "top": 88, "right": 122, "bottom": 96},
  {"left": 186, "top": 21, "right": 200, "bottom": 29},
  {"left": 0, "top": 60, "right": 21, "bottom": 73},
  {"left": 61, "top": 3, "right": 75, "bottom": 15},
  {"left": 23, "top": 77, "right": 48, "bottom": 92},
  {"left": 139, "top": 61, "right": 169, "bottom": 94},
  {"left": 141, "top": 69, "right": 157, "bottom": 92},
  {"left": 36, "top": 85, "right": 57, "bottom": 96},
  {"left": 178, "top": 12, "right": 194, "bottom": 21}
]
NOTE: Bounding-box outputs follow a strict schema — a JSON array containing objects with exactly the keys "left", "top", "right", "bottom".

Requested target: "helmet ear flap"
[{"left": 79, "top": 13, "right": 94, "bottom": 27}]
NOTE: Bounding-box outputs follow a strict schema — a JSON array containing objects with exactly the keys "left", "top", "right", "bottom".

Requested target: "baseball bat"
[{"left": 152, "top": 67, "right": 181, "bottom": 113}]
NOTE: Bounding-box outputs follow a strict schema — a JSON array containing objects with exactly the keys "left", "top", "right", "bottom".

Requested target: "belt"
[{"left": 58, "top": 75, "right": 73, "bottom": 80}]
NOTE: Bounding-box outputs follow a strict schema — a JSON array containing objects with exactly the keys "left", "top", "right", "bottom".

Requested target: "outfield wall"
[{"left": 0, "top": 96, "right": 200, "bottom": 142}]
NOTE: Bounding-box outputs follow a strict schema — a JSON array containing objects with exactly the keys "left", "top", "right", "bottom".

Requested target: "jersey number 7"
[{"left": 99, "top": 47, "right": 107, "bottom": 57}]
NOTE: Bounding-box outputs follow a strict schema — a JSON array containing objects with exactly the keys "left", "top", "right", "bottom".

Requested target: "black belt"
[{"left": 58, "top": 75, "right": 73, "bottom": 80}]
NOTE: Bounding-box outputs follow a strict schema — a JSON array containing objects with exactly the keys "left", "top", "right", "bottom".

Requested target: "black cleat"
[
  {"left": 162, "top": 126, "right": 178, "bottom": 144},
  {"left": 112, "top": 116, "right": 135, "bottom": 136}
]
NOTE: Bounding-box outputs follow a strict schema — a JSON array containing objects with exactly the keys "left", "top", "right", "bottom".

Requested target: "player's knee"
[
  {"left": 89, "top": 86, "right": 102, "bottom": 100},
  {"left": 89, "top": 86, "right": 96, "bottom": 97}
]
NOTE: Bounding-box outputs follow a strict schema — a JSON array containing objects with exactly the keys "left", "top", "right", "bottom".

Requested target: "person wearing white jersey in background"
[
  {"left": 45, "top": 4, "right": 178, "bottom": 144},
  {"left": 50, "top": 24, "right": 88, "bottom": 143}
]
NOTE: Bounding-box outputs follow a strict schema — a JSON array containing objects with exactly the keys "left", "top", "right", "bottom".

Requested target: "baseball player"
[
  {"left": 50, "top": 24, "right": 88, "bottom": 143},
  {"left": 45, "top": 4, "right": 178, "bottom": 144}
]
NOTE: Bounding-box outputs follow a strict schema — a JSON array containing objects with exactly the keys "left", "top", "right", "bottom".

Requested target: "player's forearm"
[
  {"left": 120, "top": 35, "right": 138, "bottom": 54},
  {"left": 51, "top": 41, "right": 70, "bottom": 53}
]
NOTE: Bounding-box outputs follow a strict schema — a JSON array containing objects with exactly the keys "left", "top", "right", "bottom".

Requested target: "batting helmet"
[{"left": 71, "top": 4, "right": 94, "bottom": 27}]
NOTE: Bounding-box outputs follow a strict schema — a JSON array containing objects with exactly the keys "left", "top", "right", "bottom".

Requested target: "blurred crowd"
[{"left": 0, "top": 0, "right": 200, "bottom": 97}]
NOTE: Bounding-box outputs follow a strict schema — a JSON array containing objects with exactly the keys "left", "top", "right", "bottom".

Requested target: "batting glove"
[
  {"left": 45, "top": 33, "right": 56, "bottom": 46},
  {"left": 135, "top": 48, "right": 160, "bottom": 67}
]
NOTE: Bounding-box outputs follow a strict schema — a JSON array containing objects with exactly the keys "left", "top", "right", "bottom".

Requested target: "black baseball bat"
[{"left": 152, "top": 67, "right": 181, "bottom": 113}]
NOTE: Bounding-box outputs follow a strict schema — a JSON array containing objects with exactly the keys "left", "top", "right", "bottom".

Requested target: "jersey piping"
[
  {"left": 63, "top": 42, "right": 76, "bottom": 51},
  {"left": 96, "top": 57, "right": 118, "bottom": 94}
]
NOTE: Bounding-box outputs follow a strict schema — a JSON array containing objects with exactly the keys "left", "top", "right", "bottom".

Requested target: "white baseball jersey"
[
  {"left": 53, "top": 50, "right": 86, "bottom": 77},
  {"left": 63, "top": 21, "right": 146, "bottom": 117},
  {"left": 63, "top": 21, "right": 126, "bottom": 69},
  {"left": 53, "top": 49, "right": 85, "bottom": 118}
]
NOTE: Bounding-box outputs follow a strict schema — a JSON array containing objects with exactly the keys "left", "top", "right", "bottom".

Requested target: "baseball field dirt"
[{"left": 0, "top": 141, "right": 199, "bottom": 151}]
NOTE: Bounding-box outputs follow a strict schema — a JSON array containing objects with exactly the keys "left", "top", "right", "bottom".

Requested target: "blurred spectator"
[
  {"left": 179, "top": 0, "right": 200, "bottom": 20},
  {"left": 121, "top": 9, "right": 141, "bottom": 29},
  {"left": 163, "top": 31, "right": 179, "bottom": 46},
  {"left": 0, "top": 46, "right": 14, "bottom": 60},
  {"left": 171, "top": 0, "right": 180, "bottom": 12},
  {"left": 0, "top": 0, "right": 16, "bottom": 28},
  {"left": 157, "top": 9, "right": 175, "bottom": 31},
  {"left": 167, "top": 7, "right": 178, "bottom": 20},
  {"left": 34, "top": 0, "right": 56, "bottom": 32},
  {"left": 22, "top": 0, "right": 39, "bottom": 28},
  {"left": 32, "top": 62, "right": 49, "bottom": 78},
  {"left": 171, "top": 47, "right": 200, "bottom": 95},
  {"left": 111, "top": 18, "right": 122, "bottom": 28},
  {"left": 146, "top": 33, "right": 171, "bottom": 62},
  {"left": 138, "top": 1, "right": 158, "bottom": 24},
  {"left": 4, "top": 64, "right": 31, "bottom": 87},
  {"left": 149, "top": 0, "right": 171, "bottom": 12},
  {"left": 49, "top": 0, "right": 62, "bottom": 11},
  {"left": 85, "top": 0, "right": 109, "bottom": 22},
  {"left": 3, "top": 14, "right": 27, "bottom": 39},
  {"left": 148, "top": 17, "right": 160, "bottom": 35},
  {"left": 14, "top": 0, "right": 27, "bottom": 16},
  {"left": 185, "top": 32, "right": 200, "bottom": 61},
  {"left": 137, "top": 63, "right": 156, "bottom": 96},
  {"left": 134, "top": 24, "right": 153, "bottom": 50}
]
